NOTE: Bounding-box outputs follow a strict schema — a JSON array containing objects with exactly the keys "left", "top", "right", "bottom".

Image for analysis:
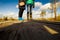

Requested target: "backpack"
[{"left": 19, "top": 0, "right": 26, "bottom": 6}]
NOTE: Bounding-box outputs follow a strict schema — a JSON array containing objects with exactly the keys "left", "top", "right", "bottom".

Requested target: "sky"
[
  {"left": 0, "top": 0, "right": 50, "bottom": 12},
  {"left": 0, "top": 0, "right": 60, "bottom": 19}
]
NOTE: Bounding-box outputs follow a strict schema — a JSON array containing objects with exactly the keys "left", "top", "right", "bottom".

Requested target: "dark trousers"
[
  {"left": 27, "top": 4, "right": 33, "bottom": 20},
  {"left": 19, "top": 6, "right": 25, "bottom": 18}
]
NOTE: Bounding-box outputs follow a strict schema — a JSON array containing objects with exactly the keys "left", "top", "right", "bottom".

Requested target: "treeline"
[{"left": 0, "top": 17, "right": 17, "bottom": 22}]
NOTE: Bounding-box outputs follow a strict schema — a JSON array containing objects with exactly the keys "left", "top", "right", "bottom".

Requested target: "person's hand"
[
  {"left": 19, "top": 2, "right": 25, "bottom": 6},
  {"left": 33, "top": 5, "right": 35, "bottom": 8}
]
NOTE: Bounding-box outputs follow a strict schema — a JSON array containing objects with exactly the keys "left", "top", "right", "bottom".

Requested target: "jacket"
[
  {"left": 26, "top": 0, "right": 34, "bottom": 5},
  {"left": 26, "top": 0, "right": 35, "bottom": 8}
]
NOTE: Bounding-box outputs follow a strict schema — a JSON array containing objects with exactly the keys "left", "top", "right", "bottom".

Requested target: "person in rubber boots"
[
  {"left": 18, "top": 0, "right": 26, "bottom": 20},
  {"left": 26, "top": 0, "right": 35, "bottom": 20}
]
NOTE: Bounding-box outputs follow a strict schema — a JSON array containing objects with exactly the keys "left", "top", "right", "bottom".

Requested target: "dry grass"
[
  {"left": 0, "top": 20, "right": 22, "bottom": 28},
  {"left": 46, "top": 15, "right": 60, "bottom": 22},
  {"left": 0, "top": 22, "right": 14, "bottom": 28},
  {"left": 0, "top": 15, "right": 60, "bottom": 28},
  {"left": 35, "top": 15, "right": 60, "bottom": 22}
]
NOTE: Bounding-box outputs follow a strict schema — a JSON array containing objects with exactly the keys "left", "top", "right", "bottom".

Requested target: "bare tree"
[{"left": 50, "top": 0, "right": 59, "bottom": 20}]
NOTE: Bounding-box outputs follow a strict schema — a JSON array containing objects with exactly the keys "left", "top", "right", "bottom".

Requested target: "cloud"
[
  {"left": 40, "top": 3, "right": 52, "bottom": 10},
  {"left": 2, "top": 11, "right": 18, "bottom": 19},
  {"left": 35, "top": 2, "right": 42, "bottom": 7},
  {"left": 4, "top": 2, "right": 53, "bottom": 19},
  {"left": 1, "top": 2, "right": 60, "bottom": 19},
  {"left": 0, "top": 12, "right": 3, "bottom": 18},
  {"left": 40, "top": 2, "right": 60, "bottom": 10}
]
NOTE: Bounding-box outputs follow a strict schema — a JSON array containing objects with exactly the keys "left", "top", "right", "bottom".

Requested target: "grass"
[
  {"left": 32, "top": 15, "right": 60, "bottom": 22},
  {"left": 0, "top": 22, "right": 14, "bottom": 28},
  {"left": 47, "top": 15, "right": 60, "bottom": 22},
  {"left": 0, "top": 16, "right": 60, "bottom": 28},
  {"left": 0, "top": 15, "right": 60, "bottom": 23},
  {"left": 0, "top": 19, "right": 21, "bottom": 28}
]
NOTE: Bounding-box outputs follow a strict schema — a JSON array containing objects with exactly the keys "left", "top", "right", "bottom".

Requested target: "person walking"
[
  {"left": 26, "top": 0, "right": 35, "bottom": 20},
  {"left": 18, "top": 0, "right": 26, "bottom": 20}
]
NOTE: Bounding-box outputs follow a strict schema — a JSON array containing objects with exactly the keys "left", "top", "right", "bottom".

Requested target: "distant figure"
[
  {"left": 18, "top": 0, "right": 26, "bottom": 20},
  {"left": 26, "top": 0, "right": 35, "bottom": 20}
]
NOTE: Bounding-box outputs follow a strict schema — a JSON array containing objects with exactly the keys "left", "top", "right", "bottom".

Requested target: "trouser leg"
[
  {"left": 30, "top": 5, "right": 32, "bottom": 20},
  {"left": 19, "top": 8, "right": 24, "bottom": 18},
  {"left": 27, "top": 4, "right": 32, "bottom": 20},
  {"left": 27, "top": 12, "right": 29, "bottom": 20},
  {"left": 27, "top": 5, "right": 30, "bottom": 20}
]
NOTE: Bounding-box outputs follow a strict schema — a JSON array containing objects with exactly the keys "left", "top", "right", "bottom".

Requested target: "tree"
[{"left": 50, "top": 0, "right": 59, "bottom": 20}]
